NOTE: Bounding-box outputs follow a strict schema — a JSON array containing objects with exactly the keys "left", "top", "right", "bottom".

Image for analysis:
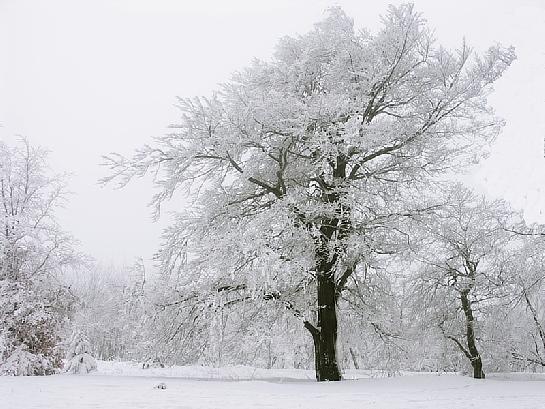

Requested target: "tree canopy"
[{"left": 103, "top": 4, "right": 515, "bottom": 381}]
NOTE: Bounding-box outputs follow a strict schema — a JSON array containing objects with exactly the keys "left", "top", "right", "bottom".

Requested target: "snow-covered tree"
[
  {"left": 64, "top": 330, "right": 97, "bottom": 374},
  {"left": 408, "top": 185, "right": 522, "bottom": 378},
  {"left": 103, "top": 5, "right": 514, "bottom": 381},
  {"left": 502, "top": 235, "right": 545, "bottom": 369},
  {"left": 0, "top": 138, "right": 77, "bottom": 375},
  {"left": 66, "top": 261, "right": 150, "bottom": 362}
]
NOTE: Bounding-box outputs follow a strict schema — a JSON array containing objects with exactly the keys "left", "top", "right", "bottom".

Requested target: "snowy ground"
[{"left": 2, "top": 361, "right": 545, "bottom": 409}]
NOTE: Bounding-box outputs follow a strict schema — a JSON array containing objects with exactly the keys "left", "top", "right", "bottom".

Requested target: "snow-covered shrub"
[
  {"left": 0, "top": 280, "right": 67, "bottom": 376},
  {"left": 64, "top": 331, "right": 97, "bottom": 374},
  {"left": 0, "top": 140, "right": 77, "bottom": 376},
  {"left": 0, "top": 345, "right": 59, "bottom": 376}
]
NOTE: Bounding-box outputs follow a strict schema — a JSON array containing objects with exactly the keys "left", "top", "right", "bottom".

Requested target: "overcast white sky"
[{"left": 1, "top": 0, "right": 545, "bottom": 266}]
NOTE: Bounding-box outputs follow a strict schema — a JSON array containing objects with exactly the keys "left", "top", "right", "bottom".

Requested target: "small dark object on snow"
[{"left": 155, "top": 382, "right": 167, "bottom": 389}]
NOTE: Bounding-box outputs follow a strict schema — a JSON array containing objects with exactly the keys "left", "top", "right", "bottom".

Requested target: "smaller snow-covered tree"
[
  {"left": 0, "top": 138, "right": 78, "bottom": 376},
  {"left": 65, "top": 331, "right": 97, "bottom": 374},
  {"left": 409, "top": 184, "right": 520, "bottom": 378},
  {"left": 503, "top": 236, "right": 545, "bottom": 369}
]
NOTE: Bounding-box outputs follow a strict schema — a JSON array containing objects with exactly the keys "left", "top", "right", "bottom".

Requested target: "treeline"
[
  {"left": 1, "top": 138, "right": 544, "bottom": 378},
  {"left": 71, "top": 192, "right": 545, "bottom": 378}
]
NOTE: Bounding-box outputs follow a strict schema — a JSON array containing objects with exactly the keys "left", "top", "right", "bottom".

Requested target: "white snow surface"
[{"left": 2, "top": 361, "right": 545, "bottom": 409}]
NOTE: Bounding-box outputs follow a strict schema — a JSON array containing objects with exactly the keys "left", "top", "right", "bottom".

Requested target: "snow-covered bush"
[
  {"left": 0, "top": 139, "right": 77, "bottom": 376},
  {"left": 65, "top": 331, "right": 97, "bottom": 374},
  {"left": 0, "top": 346, "right": 59, "bottom": 376},
  {"left": 0, "top": 280, "right": 67, "bottom": 376}
]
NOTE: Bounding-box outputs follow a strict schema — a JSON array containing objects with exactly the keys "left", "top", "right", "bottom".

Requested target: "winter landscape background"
[{"left": 2, "top": 0, "right": 545, "bottom": 407}]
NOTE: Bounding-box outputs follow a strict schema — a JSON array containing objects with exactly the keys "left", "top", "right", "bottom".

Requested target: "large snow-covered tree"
[
  {"left": 103, "top": 5, "right": 514, "bottom": 381},
  {"left": 0, "top": 139, "right": 78, "bottom": 375}
]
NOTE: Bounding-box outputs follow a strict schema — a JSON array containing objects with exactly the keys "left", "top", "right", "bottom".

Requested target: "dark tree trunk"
[
  {"left": 312, "top": 273, "right": 342, "bottom": 381},
  {"left": 460, "top": 289, "right": 485, "bottom": 379},
  {"left": 472, "top": 356, "right": 485, "bottom": 379},
  {"left": 307, "top": 205, "right": 345, "bottom": 382},
  {"left": 303, "top": 154, "right": 350, "bottom": 382}
]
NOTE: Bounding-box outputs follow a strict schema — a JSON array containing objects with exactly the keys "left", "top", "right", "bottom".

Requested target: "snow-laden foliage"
[
  {"left": 501, "top": 236, "right": 545, "bottom": 369},
  {"left": 65, "top": 260, "right": 149, "bottom": 362},
  {"left": 64, "top": 331, "right": 97, "bottom": 374},
  {"left": 102, "top": 5, "right": 515, "bottom": 381},
  {"left": 68, "top": 196, "right": 545, "bottom": 376},
  {"left": 0, "top": 139, "right": 77, "bottom": 376},
  {"left": 0, "top": 345, "right": 60, "bottom": 376},
  {"left": 406, "top": 185, "right": 526, "bottom": 378}
]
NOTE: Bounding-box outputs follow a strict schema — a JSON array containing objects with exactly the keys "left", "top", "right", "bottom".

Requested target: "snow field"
[{"left": 1, "top": 361, "right": 545, "bottom": 409}]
